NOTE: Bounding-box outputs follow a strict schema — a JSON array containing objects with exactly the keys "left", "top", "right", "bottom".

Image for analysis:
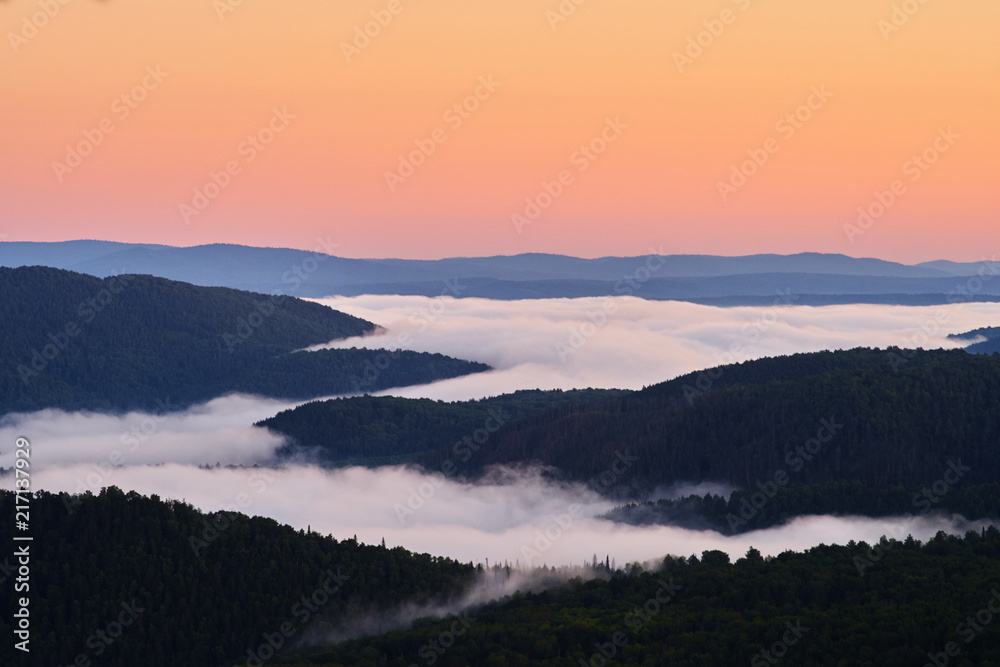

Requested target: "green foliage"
[
  {"left": 257, "top": 348, "right": 1000, "bottom": 528},
  {"left": 0, "top": 488, "right": 475, "bottom": 666},
  {"left": 0, "top": 266, "right": 488, "bottom": 413},
  {"left": 607, "top": 481, "right": 1000, "bottom": 534},
  {"left": 465, "top": 348, "right": 1000, "bottom": 494},
  {"left": 277, "top": 529, "right": 1000, "bottom": 667},
  {"left": 259, "top": 389, "right": 627, "bottom": 465},
  {"left": 950, "top": 326, "right": 1000, "bottom": 355}
]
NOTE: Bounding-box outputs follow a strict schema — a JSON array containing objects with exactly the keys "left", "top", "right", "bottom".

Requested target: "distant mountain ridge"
[{"left": 3, "top": 241, "right": 999, "bottom": 304}]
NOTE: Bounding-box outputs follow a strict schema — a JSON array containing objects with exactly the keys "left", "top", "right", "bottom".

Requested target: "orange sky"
[{"left": 2, "top": 0, "right": 997, "bottom": 262}]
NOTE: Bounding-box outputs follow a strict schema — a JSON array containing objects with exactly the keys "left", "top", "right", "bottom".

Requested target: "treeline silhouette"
[
  {"left": 464, "top": 347, "right": 1000, "bottom": 494},
  {"left": 280, "top": 529, "right": 1000, "bottom": 667},
  {"left": 0, "top": 488, "right": 475, "bottom": 666},
  {"left": 259, "top": 389, "right": 626, "bottom": 465},
  {"left": 606, "top": 480, "right": 1000, "bottom": 533},
  {"left": 949, "top": 326, "right": 1000, "bottom": 354},
  {"left": 0, "top": 266, "right": 487, "bottom": 413},
  {"left": 260, "top": 348, "right": 1000, "bottom": 513}
]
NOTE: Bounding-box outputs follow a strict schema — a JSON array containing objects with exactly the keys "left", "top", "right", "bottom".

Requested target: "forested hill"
[
  {"left": 0, "top": 488, "right": 476, "bottom": 666},
  {"left": 253, "top": 347, "right": 1000, "bottom": 501},
  {"left": 464, "top": 347, "right": 1000, "bottom": 494},
  {"left": 0, "top": 266, "right": 488, "bottom": 414},
  {"left": 280, "top": 529, "right": 1000, "bottom": 667},
  {"left": 950, "top": 326, "right": 1000, "bottom": 355},
  {"left": 258, "top": 389, "right": 628, "bottom": 466}
]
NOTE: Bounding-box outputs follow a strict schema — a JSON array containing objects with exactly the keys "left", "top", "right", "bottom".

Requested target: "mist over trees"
[
  {"left": 278, "top": 528, "right": 1000, "bottom": 667},
  {"left": 0, "top": 488, "right": 476, "bottom": 666}
]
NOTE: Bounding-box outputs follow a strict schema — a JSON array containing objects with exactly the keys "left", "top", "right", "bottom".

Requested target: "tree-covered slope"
[
  {"left": 258, "top": 389, "right": 627, "bottom": 465},
  {"left": 462, "top": 348, "right": 1000, "bottom": 495},
  {"left": 254, "top": 348, "right": 1000, "bottom": 509},
  {"left": 0, "top": 266, "right": 488, "bottom": 413},
  {"left": 950, "top": 326, "right": 1000, "bottom": 355},
  {"left": 0, "top": 488, "right": 476, "bottom": 667},
  {"left": 605, "top": 480, "right": 1000, "bottom": 534},
  {"left": 277, "top": 529, "right": 1000, "bottom": 667}
]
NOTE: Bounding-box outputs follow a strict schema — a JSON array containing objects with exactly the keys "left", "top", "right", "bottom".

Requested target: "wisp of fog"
[{"left": 4, "top": 297, "right": 1000, "bottom": 571}]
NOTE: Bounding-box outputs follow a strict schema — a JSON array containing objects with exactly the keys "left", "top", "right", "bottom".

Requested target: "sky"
[{"left": 2, "top": 0, "right": 998, "bottom": 262}]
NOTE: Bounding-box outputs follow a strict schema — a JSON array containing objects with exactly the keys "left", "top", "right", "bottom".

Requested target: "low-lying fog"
[
  {"left": 7, "top": 463, "right": 992, "bottom": 568},
  {"left": 4, "top": 297, "right": 1000, "bottom": 568},
  {"left": 309, "top": 295, "right": 1000, "bottom": 400}
]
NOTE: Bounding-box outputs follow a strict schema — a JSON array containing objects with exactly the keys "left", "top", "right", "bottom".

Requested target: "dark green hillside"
[
  {"left": 468, "top": 348, "right": 1000, "bottom": 494},
  {"left": 258, "top": 389, "right": 627, "bottom": 465},
  {"left": 0, "top": 488, "right": 476, "bottom": 667},
  {"left": 278, "top": 529, "right": 1000, "bottom": 667},
  {"left": 6, "top": 487, "right": 999, "bottom": 667},
  {"left": 0, "top": 266, "right": 488, "bottom": 413},
  {"left": 950, "top": 326, "right": 1000, "bottom": 355},
  {"left": 255, "top": 348, "right": 1000, "bottom": 520},
  {"left": 606, "top": 480, "right": 1000, "bottom": 534}
]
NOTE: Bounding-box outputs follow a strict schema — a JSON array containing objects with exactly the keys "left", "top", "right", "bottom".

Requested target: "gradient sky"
[{"left": 2, "top": 0, "right": 997, "bottom": 261}]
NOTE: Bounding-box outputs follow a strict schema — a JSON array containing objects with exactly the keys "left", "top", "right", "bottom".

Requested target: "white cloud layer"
[
  {"left": 0, "top": 394, "right": 293, "bottom": 470},
  {"left": 4, "top": 297, "right": 1000, "bottom": 567},
  {"left": 11, "top": 464, "right": 994, "bottom": 567},
  {"left": 310, "top": 296, "right": 1000, "bottom": 400}
]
